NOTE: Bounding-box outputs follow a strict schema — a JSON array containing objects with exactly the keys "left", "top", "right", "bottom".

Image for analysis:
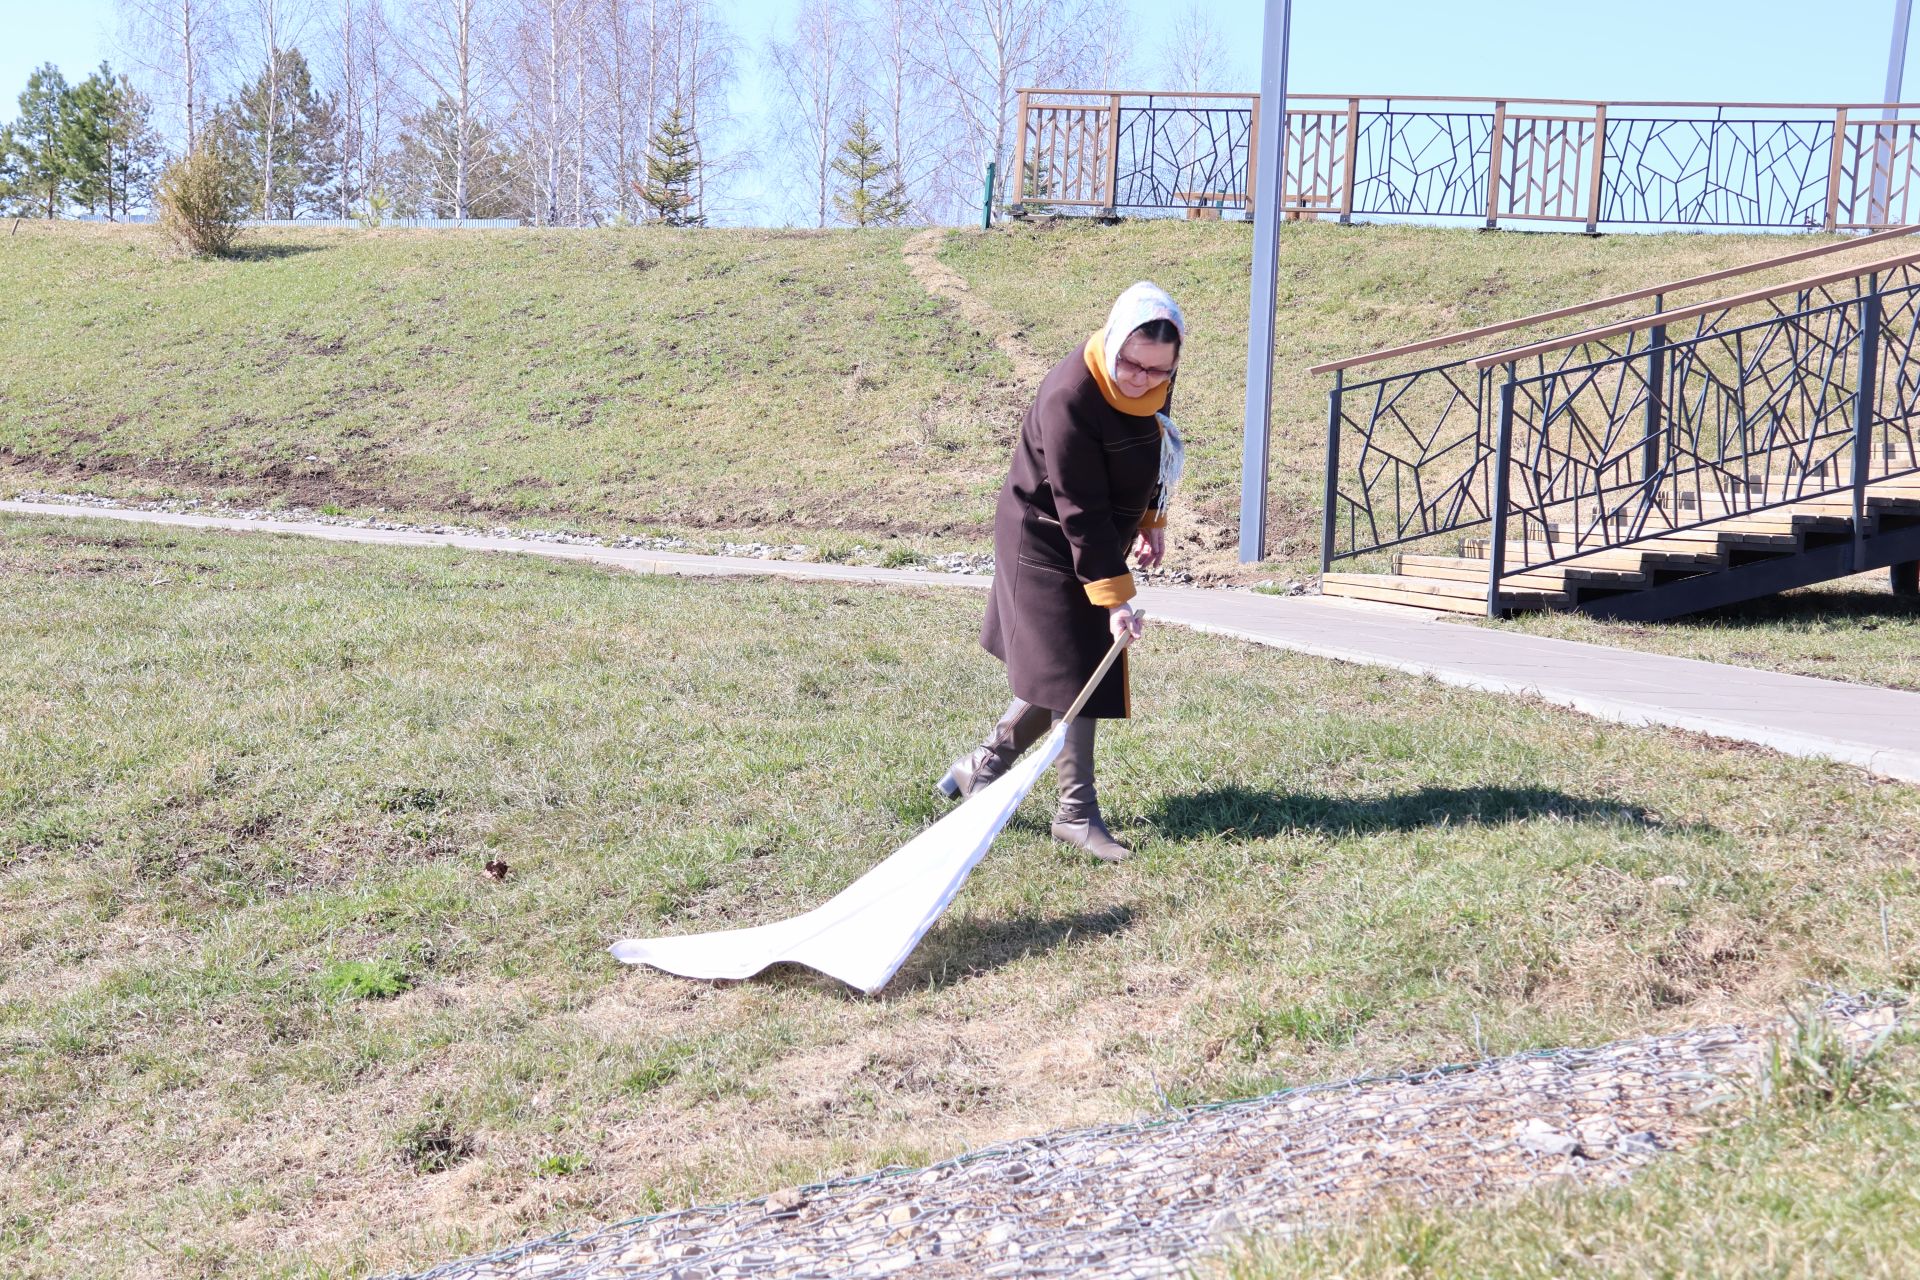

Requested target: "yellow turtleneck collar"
[{"left": 1083, "top": 329, "right": 1170, "bottom": 416}]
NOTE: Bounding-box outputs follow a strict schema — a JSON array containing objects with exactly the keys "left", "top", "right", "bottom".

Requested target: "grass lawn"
[
  {"left": 1495, "top": 573, "right": 1920, "bottom": 692},
  {"left": 1, "top": 218, "right": 1856, "bottom": 584},
  {"left": 1230, "top": 1026, "right": 1920, "bottom": 1279},
  {"left": 4, "top": 515, "right": 1918, "bottom": 1278}
]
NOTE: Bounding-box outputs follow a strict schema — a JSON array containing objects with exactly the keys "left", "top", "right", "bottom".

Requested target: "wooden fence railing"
[{"left": 1011, "top": 90, "right": 1920, "bottom": 231}]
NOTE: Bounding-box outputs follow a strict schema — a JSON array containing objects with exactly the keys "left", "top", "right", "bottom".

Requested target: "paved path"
[{"left": 9, "top": 498, "right": 1920, "bottom": 784}]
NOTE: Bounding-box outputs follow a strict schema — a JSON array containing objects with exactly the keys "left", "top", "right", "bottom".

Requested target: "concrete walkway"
[{"left": 9, "top": 498, "right": 1920, "bottom": 784}]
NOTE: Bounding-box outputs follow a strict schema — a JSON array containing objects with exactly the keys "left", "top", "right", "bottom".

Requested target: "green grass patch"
[
  {"left": 317, "top": 959, "right": 413, "bottom": 1002},
  {"left": 533, "top": 1152, "right": 590, "bottom": 1178},
  {"left": 4, "top": 514, "right": 1919, "bottom": 1278}
]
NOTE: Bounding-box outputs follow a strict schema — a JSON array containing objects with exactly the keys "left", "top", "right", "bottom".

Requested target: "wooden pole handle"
[{"left": 1058, "top": 611, "right": 1144, "bottom": 727}]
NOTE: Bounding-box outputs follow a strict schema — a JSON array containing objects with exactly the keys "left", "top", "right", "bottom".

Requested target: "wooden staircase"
[
  {"left": 1312, "top": 232, "right": 1920, "bottom": 623},
  {"left": 1322, "top": 471, "right": 1920, "bottom": 620}
]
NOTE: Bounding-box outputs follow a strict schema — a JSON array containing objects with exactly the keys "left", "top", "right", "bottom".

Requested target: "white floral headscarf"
[
  {"left": 1097, "top": 282, "right": 1189, "bottom": 514},
  {"left": 1098, "top": 281, "right": 1187, "bottom": 383}
]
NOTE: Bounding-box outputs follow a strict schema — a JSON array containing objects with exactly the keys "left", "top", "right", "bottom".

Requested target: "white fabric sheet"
[{"left": 610, "top": 724, "right": 1067, "bottom": 995}]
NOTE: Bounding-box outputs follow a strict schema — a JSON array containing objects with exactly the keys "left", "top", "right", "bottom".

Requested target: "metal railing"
[
  {"left": 1316, "top": 237, "right": 1920, "bottom": 612},
  {"left": 1012, "top": 91, "right": 1920, "bottom": 230}
]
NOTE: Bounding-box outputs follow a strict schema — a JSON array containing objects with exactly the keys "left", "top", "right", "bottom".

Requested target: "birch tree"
[
  {"left": 590, "top": 0, "right": 659, "bottom": 221},
  {"left": 233, "top": 0, "right": 314, "bottom": 214},
  {"left": 909, "top": 0, "right": 1109, "bottom": 212},
  {"left": 766, "top": 0, "right": 858, "bottom": 227},
  {"left": 859, "top": 0, "right": 945, "bottom": 221},
  {"left": 395, "top": 0, "right": 497, "bottom": 216},
  {"left": 1161, "top": 0, "right": 1229, "bottom": 95},
  {"left": 116, "top": 0, "right": 230, "bottom": 147},
  {"left": 327, "top": 0, "right": 398, "bottom": 215},
  {"left": 659, "top": 0, "right": 733, "bottom": 223}
]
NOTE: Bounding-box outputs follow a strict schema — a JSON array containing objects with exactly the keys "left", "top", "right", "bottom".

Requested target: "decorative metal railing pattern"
[
  {"left": 1113, "top": 99, "right": 1256, "bottom": 209},
  {"left": 1012, "top": 91, "right": 1920, "bottom": 231},
  {"left": 1597, "top": 117, "right": 1834, "bottom": 227},
  {"left": 1489, "top": 269, "right": 1920, "bottom": 579},
  {"left": 1349, "top": 111, "right": 1493, "bottom": 219}
]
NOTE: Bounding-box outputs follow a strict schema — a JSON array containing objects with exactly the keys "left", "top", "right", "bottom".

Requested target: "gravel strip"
[{"left": 386, "top": 995, "right": 1903, "bottom": 1280}]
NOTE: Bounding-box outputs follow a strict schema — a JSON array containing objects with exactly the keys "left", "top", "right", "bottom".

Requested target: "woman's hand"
[
  {"left": 1108, "top": 602, "right": 1144, "bottom": 645},
  {"left": 1132, "top": 526, "right": 1166, "bottom": 569}
]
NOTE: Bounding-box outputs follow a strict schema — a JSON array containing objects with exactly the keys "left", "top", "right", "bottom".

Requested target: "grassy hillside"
[
  {"left": 0, "top": 218, "right": 1851, "bottom": 579},
  {"left": 0, "top": 222, "right": 1016, "bottom": 549},
  {"left": 5, "top": 516, "right": 1918, "bottom": 1277}
]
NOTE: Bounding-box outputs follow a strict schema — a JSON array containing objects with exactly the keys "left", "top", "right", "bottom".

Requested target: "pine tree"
[
  {"left": 0, "top": 129, "right": 30, "bottom": 216},
  {"left": 1021, "top": 150, "right": 1053, "bottom": 205},
  {"left": 221, "top": 47, "right": 339, "bottom": 218},
  {"left": 9, "top": 65, "right": 72, "bottom": 218},
  {"left": 637, "top": 101, "right": 703, "bottom": 227},
  {"left": 63, "top": 66, "right": 117, "bottom": 217},
  {"left": 830, "top": 110, "right": 909, "bottom": 227},
  {"left": 104, "top": 74, "right": 166, "bottom": 219}
]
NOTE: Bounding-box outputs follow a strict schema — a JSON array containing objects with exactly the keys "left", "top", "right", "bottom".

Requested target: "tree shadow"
[
  {"left": 226, "top": 241, "right": 328, "bottom": 262},
  {"left": 1144, "top": 785, "right": 1691, "bottom": 842}
]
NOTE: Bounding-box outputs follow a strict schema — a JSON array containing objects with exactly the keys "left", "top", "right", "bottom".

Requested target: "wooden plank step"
[
  {"left": 1675, "top": 497, "right": 1917, "bottom": 523},
  {"left": 1600, "top": 517, "right": 1807, "bottom": 537},
  {"left": 1322, "top": 572, "right": 1567, "bottom": 613},
  {"left": 1390, "top": 562, "right": 1580, "bottom": 592},
  {"left": 1324, "top": 572, "right": 1568, "bottom": 604},
  {"left": 1513, "top": 517, "right": 1800, "bottom": 544},
  {"left": 1697, "top": 516, "right": 1842, "bottom": 535},
  {"left": 1460, "top": 539, "right": 1720, "bottom": 570},
  {"left": 1323, "top": 577, "right": 1491, "bottom": 615},
  {"left": 1615, "top": 528, "right": 1799, "bottom": 550},
  {"left": 1397, "top": 554, "right": 1651, "bottom": 589}
]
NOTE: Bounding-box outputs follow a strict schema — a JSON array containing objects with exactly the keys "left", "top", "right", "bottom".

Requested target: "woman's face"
[{"left": 1114, "top": 331, "right": 1179, "bottom": 399}]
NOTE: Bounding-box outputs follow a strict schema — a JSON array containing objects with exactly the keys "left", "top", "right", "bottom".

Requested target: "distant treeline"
[{"left": 2, "top": 0, "right": 1235, "bottom": 227}]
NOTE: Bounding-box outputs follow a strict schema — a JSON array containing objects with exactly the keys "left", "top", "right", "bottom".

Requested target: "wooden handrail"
[
  {"left": 1307, "top": 225, "right": 1920, "bottom": 376},
  {"left": 1467, "top": 244, "right": 1920, "bottom": 370},
  {"left": 1024, "top": 89, "right": 1258, "bottom": 101},
  {"left": 1020, "top": 88, "right": 1920, "bottom": 110}
]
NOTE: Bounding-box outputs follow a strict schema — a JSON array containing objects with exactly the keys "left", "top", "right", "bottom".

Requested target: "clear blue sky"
[{"left": 4, "top": 0, "right": 1914, "bottom": 138}]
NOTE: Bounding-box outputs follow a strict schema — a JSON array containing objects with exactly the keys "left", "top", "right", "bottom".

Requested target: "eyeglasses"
[{"left": 1116, "top": 354, "right": 1176, "bottom": 382}]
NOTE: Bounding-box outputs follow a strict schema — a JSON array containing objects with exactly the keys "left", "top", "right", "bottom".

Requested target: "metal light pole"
[
  {"left": 1871, "top": 0, "right": 1913, "bottom": 225},
  {"left": 1238, "top": 0, "right": 1294, "bottom": 563}
]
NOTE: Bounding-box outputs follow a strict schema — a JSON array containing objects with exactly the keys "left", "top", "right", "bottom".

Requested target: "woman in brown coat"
[{"left": 937, "top": 282, "right": 1187, "bottom": 862}]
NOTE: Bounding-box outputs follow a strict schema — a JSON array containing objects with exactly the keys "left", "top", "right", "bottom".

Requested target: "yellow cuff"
[
  {"left": 1137, "top": 509, "right": 1167, "bottom": 530},
  {"left": 1084, "top": 573, "right": 1138, "bottom": 606}
]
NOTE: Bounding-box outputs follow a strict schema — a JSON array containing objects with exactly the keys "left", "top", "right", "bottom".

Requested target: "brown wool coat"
[{"left": 981, "top": 344, "right": 1163, "bottom": 718}]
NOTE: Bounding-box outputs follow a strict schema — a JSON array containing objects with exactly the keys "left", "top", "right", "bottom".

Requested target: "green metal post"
[{"left": 981, "top": 161, "right": 997, "bottom": 230}]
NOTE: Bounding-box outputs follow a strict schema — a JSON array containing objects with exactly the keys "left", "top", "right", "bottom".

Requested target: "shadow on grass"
[
  {"left": 227, "top": 241, "right": 328, "bottom": 261},
  {"left": 1144, "top": 785, "right": 1677, "bottom": 842},
  {"left": 822, "top": 906, "right": 1141, "bottom": 995},
  {"left": 1680, "top": 586, "right": 1920, "bottom": 628}
]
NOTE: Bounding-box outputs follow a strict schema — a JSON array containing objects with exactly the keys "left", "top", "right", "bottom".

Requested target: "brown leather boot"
[
  {"left": 1049, "top": 717, "right": 1131, "bottom": 862},
  {"left": 938, "top": 698, "right": 1053, "bottom": 799}
]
